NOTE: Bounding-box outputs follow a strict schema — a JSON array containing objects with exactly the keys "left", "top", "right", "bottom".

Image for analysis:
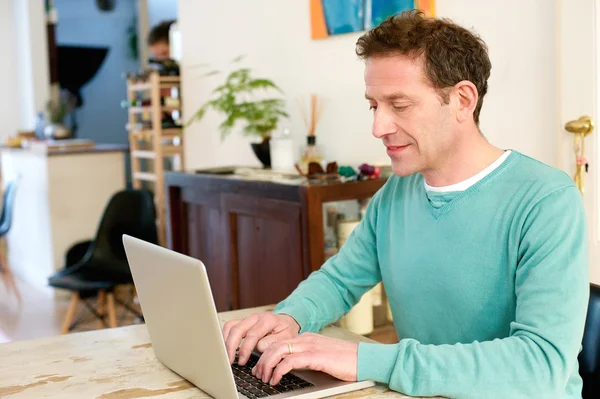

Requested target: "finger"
[
  {"left": 255, "top": 333, "right": 316, "bottom": 377},
  {"left": 256, "top": 341, "right": 311, "bottom": 384},
  {"left": 270, "top": 353, "right": 314, "bottom": 386},
  {"left": 224, "top": 315, "right": 260, "bottom": 364},
  {"left": 257, "top": 329, "right": 312, "bottom": 353},
  {"left": 222, "top": 319, "right": 241, "bottom": 342},
  {"left": 237, "top": 317, "right": 279, "bottom": 365},
  {"left": 223, "top": 319, "right": 243, "bottom": 363},
  {"left": 256, "top": 330, "right": 292, "bottom": 353}
]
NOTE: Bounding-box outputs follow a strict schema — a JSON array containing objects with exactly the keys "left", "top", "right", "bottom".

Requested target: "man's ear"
[{"left": 454, "top": 80, "right": 478, "bottom": 123}]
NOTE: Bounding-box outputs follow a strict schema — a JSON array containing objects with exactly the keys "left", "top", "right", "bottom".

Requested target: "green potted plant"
[{"left": 187, "top": 58, "right": 289, "bottom": 168}]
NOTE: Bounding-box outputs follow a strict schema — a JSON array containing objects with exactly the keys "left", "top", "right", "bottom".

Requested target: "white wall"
[
  {"left": 0, "top": 1, "right": 19, "bottom": 141},
  {"left": 0, "top": 0, "right": 50, "bottom": 140},
  {"left": 13, "top": 0, "right": 51, "bottom": 131},
  {"left": 438, "top": 0, "right": 557, "bottom": 167},
  {"left": 179, "top": 0, "right": 557, "bottom": 170}
]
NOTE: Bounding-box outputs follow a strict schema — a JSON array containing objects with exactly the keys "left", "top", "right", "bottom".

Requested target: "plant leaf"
[{"left": 187, "top": 63, "right": 289, "bottom": 141}]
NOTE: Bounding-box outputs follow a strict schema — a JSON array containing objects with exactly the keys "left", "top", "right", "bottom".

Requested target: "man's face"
[
  {"left": 149, "top": 41, "right": 170, "bottom": 61},
  {"left": 365, "top": 55, "right": 458, "bottom": 177}
]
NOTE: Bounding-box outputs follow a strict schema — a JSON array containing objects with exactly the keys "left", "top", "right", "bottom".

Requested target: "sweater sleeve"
[
  {"left": 357, "top": 185, "right": 589, "bottom": 399},
  {"left": 272, "top": 189, "right": 383, "bottom": 333}
]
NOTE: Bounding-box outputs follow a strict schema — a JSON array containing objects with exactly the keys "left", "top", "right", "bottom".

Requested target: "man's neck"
[{"left": 422, "top": 134, "right": 505, "bottom": 188}]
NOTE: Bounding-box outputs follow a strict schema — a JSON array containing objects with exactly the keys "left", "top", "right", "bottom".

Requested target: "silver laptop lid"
[{"left": 122, "top": 234, "right": 238, "bottom": 399}]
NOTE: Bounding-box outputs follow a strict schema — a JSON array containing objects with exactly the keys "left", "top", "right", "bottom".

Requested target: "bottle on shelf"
[{"left": 299, "top": 135, "right": 323, "bottom": 175}]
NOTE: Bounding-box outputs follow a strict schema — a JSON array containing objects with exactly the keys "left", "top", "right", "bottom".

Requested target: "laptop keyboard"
[{"left": 232, "top": 353, "right": 314, "bottom": 398}]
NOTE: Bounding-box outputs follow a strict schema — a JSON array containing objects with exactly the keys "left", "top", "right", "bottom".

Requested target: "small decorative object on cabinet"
[
  {"left": 269, "top": 128, "right": 295, "bottom": 172},
  {"left": 124, "top": 70, "right": 184, "bottom": 245},
  {"left": 297, "top": 94, "right": 325, "bottom": 174}
]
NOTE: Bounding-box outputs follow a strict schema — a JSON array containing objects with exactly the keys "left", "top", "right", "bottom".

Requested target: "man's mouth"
[{"left": 386, "top": 144, "right": 410, "bottom": 154}]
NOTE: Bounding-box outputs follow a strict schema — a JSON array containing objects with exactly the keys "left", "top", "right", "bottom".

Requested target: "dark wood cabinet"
[{"left": 165, "top": 169, "right": 385, "bottom": 312}]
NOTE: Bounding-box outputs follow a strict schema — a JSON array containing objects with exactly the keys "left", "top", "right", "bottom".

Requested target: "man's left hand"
[{"left": 252, "top": 332, "right": 359, "bottom": 386}]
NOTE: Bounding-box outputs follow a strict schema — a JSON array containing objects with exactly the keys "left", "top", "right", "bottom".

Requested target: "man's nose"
[{"left": 372, "top": 109, "right": 397, "bottom": 139}]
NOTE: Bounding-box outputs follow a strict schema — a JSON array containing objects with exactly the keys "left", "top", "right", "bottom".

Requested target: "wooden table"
[{"left": 0, "top": 306, "right": 434, "bottom": 398}]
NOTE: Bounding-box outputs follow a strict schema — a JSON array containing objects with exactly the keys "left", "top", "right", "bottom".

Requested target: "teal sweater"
[{"left": 274, "top": 151, "right": 589, "bottom": 399}]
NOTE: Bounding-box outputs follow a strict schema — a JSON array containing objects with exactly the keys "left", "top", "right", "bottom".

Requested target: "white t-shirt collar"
[{"left": 424, "top": 150, "right": 512, "bottom": 193}]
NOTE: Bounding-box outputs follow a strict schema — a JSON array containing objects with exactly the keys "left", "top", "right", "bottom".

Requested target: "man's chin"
[{"left": 391, "top": 161, "right": 418, "bottom": 177}]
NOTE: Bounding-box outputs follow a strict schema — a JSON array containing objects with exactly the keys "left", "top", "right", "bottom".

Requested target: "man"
[
  {"left": 147, "top": 19, "right": 175, "bottom": 61},
  {"left": 223, "top": 10, "right": 589, "bottom": 399}
]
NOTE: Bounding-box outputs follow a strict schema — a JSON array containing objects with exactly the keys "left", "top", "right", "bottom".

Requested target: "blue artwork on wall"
[{"left": 311, "top": 0, "right": 435, "bottom": 39}]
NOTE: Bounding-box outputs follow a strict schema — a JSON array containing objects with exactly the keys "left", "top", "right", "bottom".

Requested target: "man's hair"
[
  {"left": 356, "top": 10, "right": 491, "bottom": 125},
  {"left": 148, "top": 20, "right": 176, "bottom": 45}
]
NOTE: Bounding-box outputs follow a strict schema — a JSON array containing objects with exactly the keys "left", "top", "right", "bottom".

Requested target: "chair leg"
[
  {"left": 97, "top": 290, "right": 106, "bottom": 329},
  {"left": 0, "top": 241, "right": 21, "bottom": 303},
  {"left": 62, "top": 292, "right": 80, "bottom": 334},
  {"left": 106, "top": 292, "right": 117, "bottom": 328}
]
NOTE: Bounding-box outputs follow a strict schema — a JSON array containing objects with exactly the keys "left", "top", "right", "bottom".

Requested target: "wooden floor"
[
  {"left": 0, "top": 276, "right": 141, "bottom": 343},
  {"left": 0, "top": 275, "right": 398, "bottom": 345}
]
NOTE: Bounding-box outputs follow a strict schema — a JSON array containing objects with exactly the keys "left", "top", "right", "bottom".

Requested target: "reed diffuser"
[{"left": 297, "top": 94, "right": 325, "bottom": 174}]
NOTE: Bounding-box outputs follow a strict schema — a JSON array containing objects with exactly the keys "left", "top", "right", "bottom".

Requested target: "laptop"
[{"left": 122, "top": 235, "right": 376, "bottom": 399}]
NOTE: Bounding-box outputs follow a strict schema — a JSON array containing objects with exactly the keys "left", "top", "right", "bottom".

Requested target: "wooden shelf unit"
[{"left": 126, "top": 71, "right": 184, "bottom": 246}]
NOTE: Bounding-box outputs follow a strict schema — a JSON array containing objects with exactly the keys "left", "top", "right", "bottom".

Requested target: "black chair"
[
  {"left": 580, "top": 283, "right": 600, "bottom": 398},
  {"left": 48, "top": 189, "right": 158, "bottom": 333},
  {"left": 0, "top": 177, "right": 21, "bottom": 302}
]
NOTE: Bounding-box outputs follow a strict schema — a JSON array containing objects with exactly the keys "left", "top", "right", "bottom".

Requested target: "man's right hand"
[{"left": 222, "top": 312, "right": 301, "bottom": 366}]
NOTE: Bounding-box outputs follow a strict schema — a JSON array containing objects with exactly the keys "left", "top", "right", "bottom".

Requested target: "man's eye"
[
  {"left": 369, "top": 105, "right": 377, "bottom": 111},
  {"left": 394, "top": 106, "right": 408, "bottom": 111}
]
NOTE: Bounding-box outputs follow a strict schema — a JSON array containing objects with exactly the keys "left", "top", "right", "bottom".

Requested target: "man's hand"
[
  {"left": 252, "top": 333, "right": 359, "bottom": 386},
  {"left": 222, "top": 313, "right": 300, "bottom": 366}
]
